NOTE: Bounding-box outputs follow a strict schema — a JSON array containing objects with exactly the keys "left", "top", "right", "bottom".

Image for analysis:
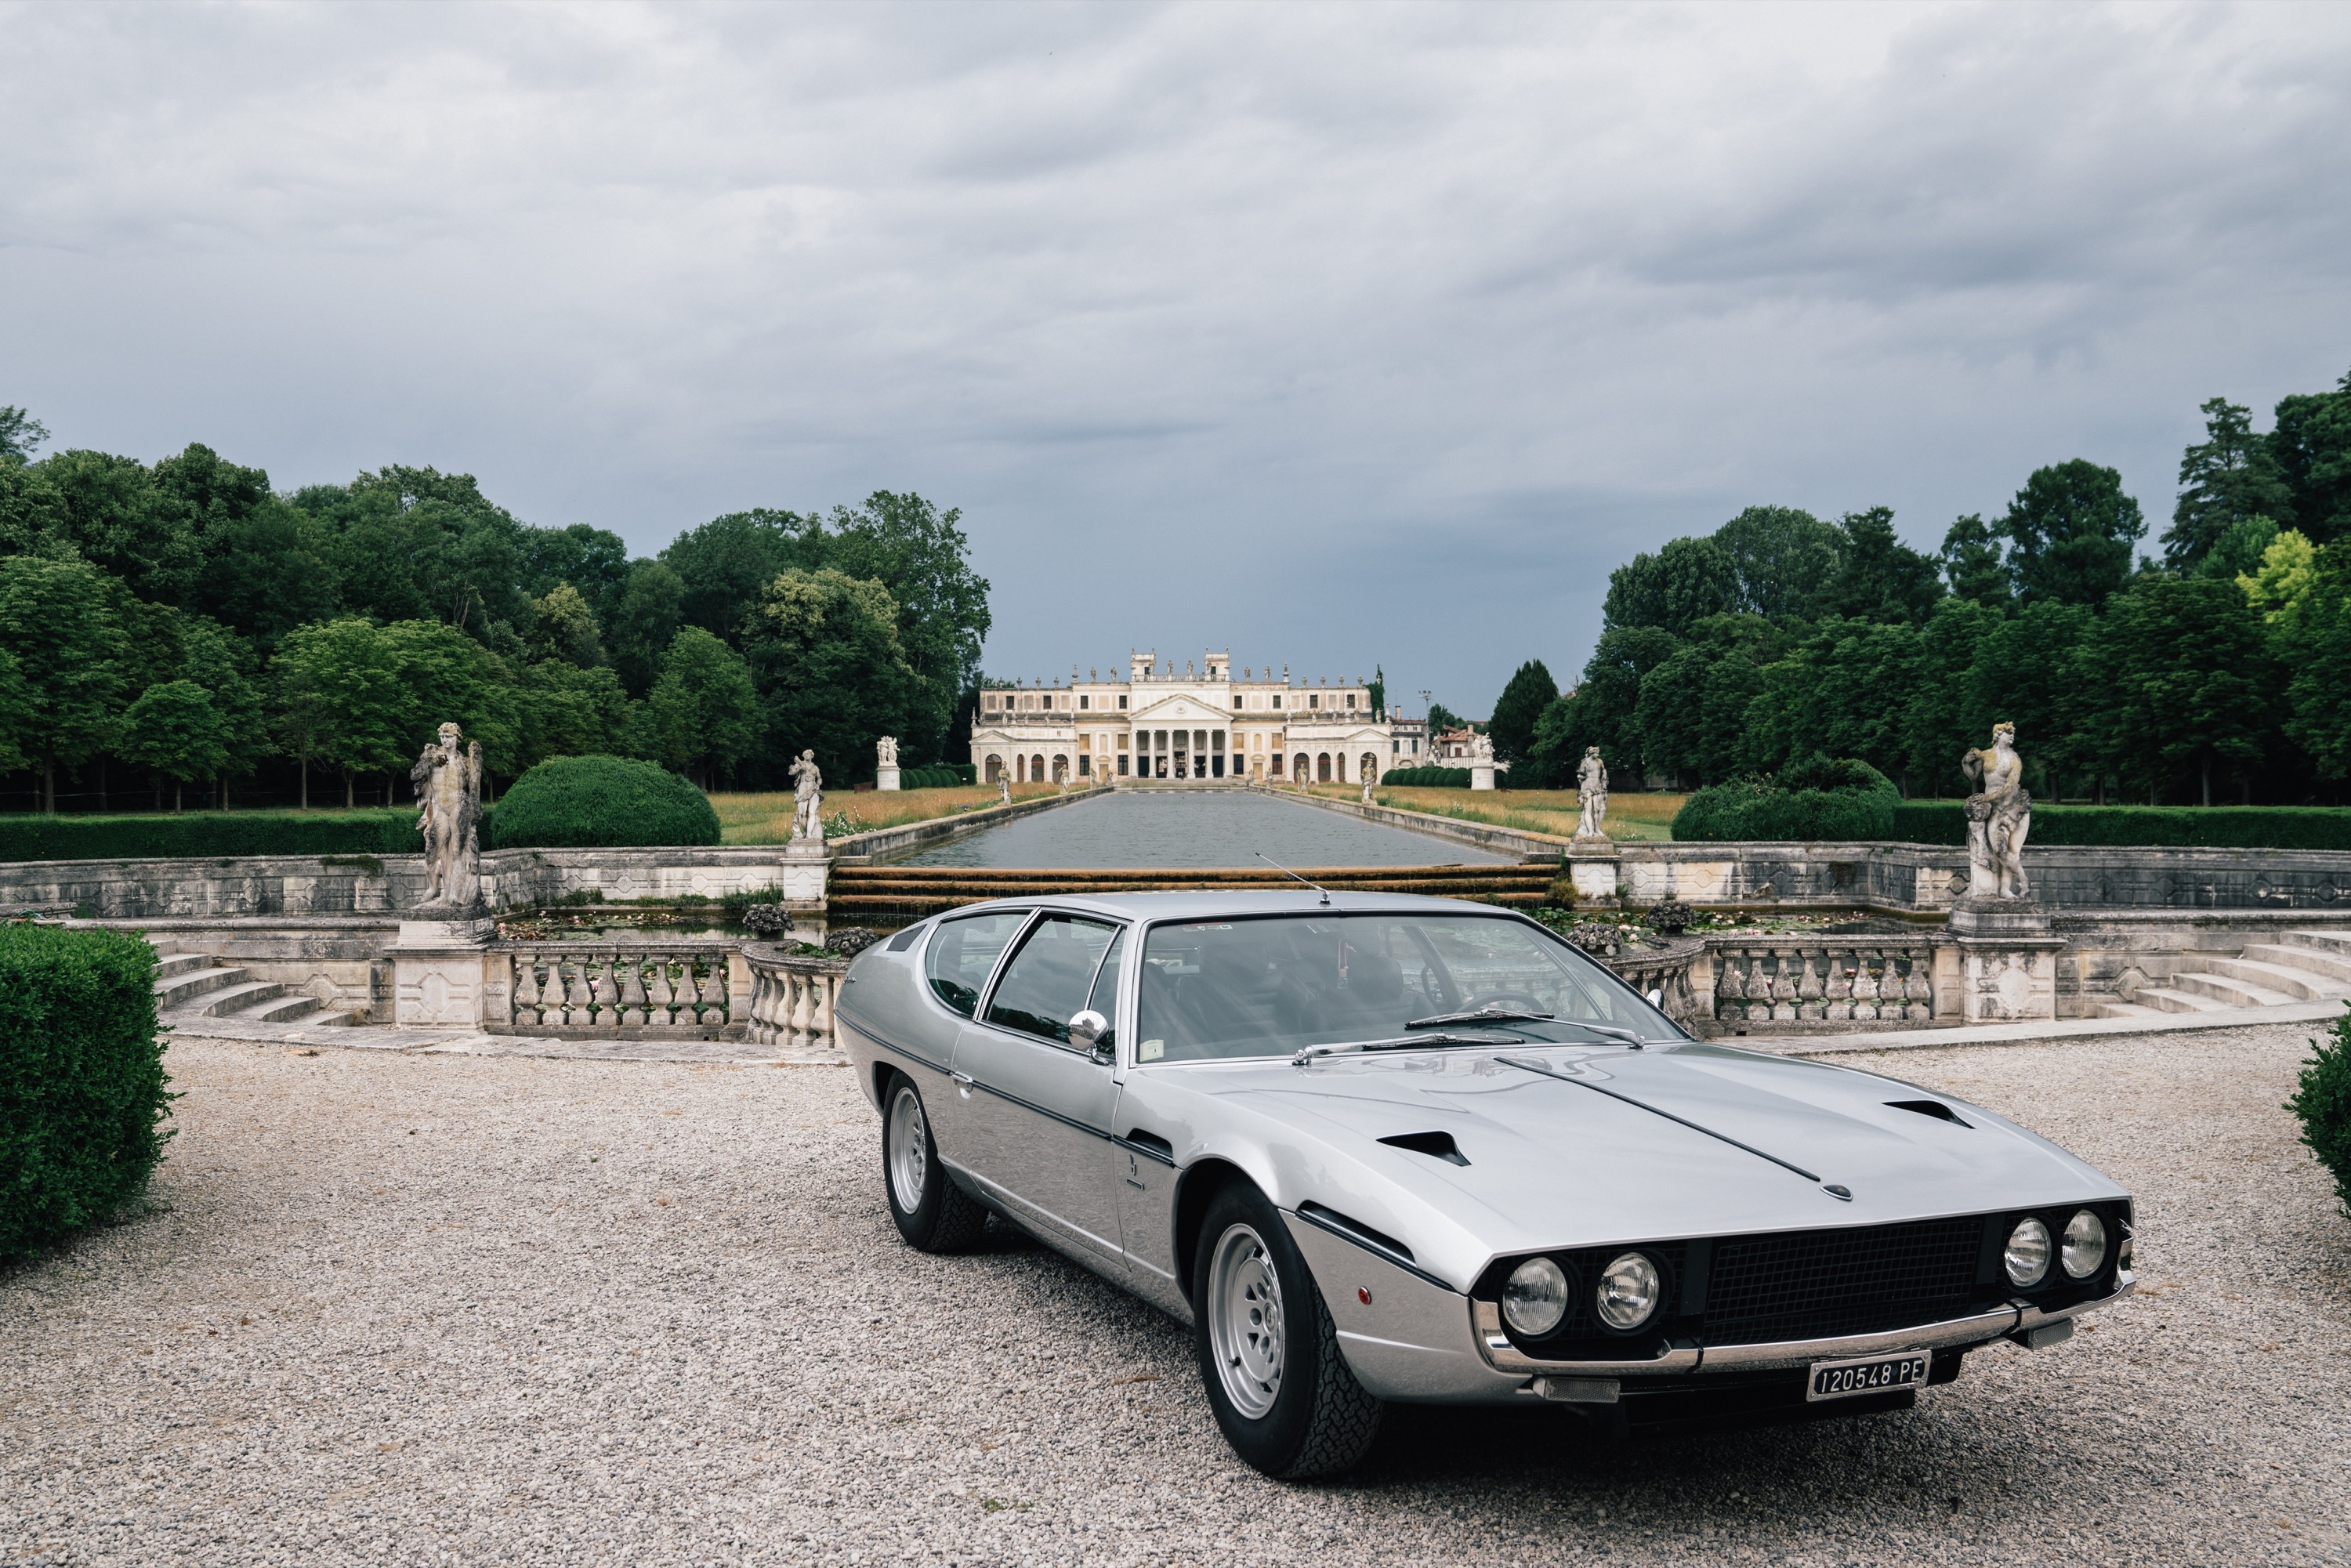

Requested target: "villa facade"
[{"left": 971, "top": 649, "right": 1396, "bottom": 786}]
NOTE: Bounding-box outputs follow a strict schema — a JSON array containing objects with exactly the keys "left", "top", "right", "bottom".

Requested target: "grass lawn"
[
  {"left": 709, "top": 784, "right": 1067, "bottom": 844},
  {"left": 1306, "top": 784, "right": 1688, "bottom": 841}
]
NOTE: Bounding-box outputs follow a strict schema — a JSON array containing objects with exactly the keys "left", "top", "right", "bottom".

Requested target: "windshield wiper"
[
  {"left": 1558, "top": 1022, "right": 1665, "bottom": 1051},
  {"left": 1407, "top": 1005, "right": 1555, "bottom": 1029},
  {"left": 1292, "top": 1032, "right": 1525, "bottom": 1067}
]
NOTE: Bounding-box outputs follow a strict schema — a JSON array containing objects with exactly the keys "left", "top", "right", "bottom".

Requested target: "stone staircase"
[
  {"left": 2098, "top": 929, "right": 2351, "bottom": 1019},
  {"left": 150, "top": 938, "right": 364, "bottom": 1029}
]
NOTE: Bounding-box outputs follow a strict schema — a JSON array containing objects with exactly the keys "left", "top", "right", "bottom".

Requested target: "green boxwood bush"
[
  {"left": 487, "top": 755, "right": 721, "bottom": 849},
  {"left": 896, "top": 764, "right": 975, "bottom": 789},
  {"left": 1672, "top": 757, "right": 1898, "bottom": 842},
  {"left": 1, "top": 925, "right": 172, "bottom": 1258},
  {"left": 1889, "top": 801, "right": 2351, "bottom": 851},
  {"left": 1379, "top": 766, "right": 1473, "bottom": 788},
  {"left": 2289, "top": 1006, "right": 2351, "bottom": 1216},
  {"left": 0, "top": 809, "right": 422, "bottom": 864}
]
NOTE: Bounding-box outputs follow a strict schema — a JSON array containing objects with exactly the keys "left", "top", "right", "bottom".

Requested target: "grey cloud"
[{"left": 2, "top": 2, "right": 2347, "bottom": 711}]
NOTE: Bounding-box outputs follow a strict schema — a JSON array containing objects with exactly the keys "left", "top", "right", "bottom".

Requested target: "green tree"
[
  {"left": 0, "top": 406, "right": 48, "bottom": 463},
  {"left": 117, "top": 681, "right": 229, "bottom": 812},
  {"left": 1634, "top": 615, "right": 1784, "bottom": 788},
  {"left": 1537, "top": 625, "right": 1683, "bottom": 784},
  {"left": 528, "top": 582, "right": 606, "bottom": 668},
  {"left": 1711, "top": 505, "right": 1842, "bottom": 621},
  {"left": 2164, "top": 397, "right": 2294, "bottom": 570},
  {"left": 376, "top": 619, "right": 522, "bottom": 783},
  {"left": 1367, "top": 664, "right": 1386, "bottom": 721},
  {"left": 2197, "top": 516, "right": 2280, "bottom": 582},
  {"left": 1938, "top": 513, "right": 2012, "bottom": 610},
  {"left": 1738, "top": 620, "right": 1923, "bottom": 788},
  {"left": 607, "top": 559, "right": 686, "bottom": 697},
  {"left": 1812, "top": 507, "right": 1945, "bottom": 625},
  {"left": 1962, "top": 601, "right": 2096, "bottom": 800},
  {"left": 514, "top": 659, "right": 636, "bottom": 775},
  {"left": 519, "top": 523, "right": 630, "bottom": 623},
  {"left": 293, "top": 465, "right": 530, "bottom": 638},
  {"left": 176, "top": 614, "right": 272, "bottom": 806},
  {"left": 271, "top": 619, "right": 409, "bottom": 808},
  {"left": 2085, "top": 578, "right": 2275, "bottom": 805},
  {"left": 1900, "top": 597, "right": 2000, "bottom": 795},
  {"left": 1426, "top": 700, "right": 1466, "bottom": 735},
  {"left": 1487, "top": 659, "right": 1557, "bottom": 774},
  {"left": 2239, "top": 527, "right": 2319, "bottom": 622},
  {"left": 740, "top": 568, "right": 918, "bottom": 784},
  {"left": 35, "top": 448, "right": 199, "bottom": 605},
  {"left": 819, "top": 491, "right": 993, "bottom": 763},
  {"left": 2279, "top": 543, "right": 2351, "bottom": 780},
  {"left": 0, "top": 556, "right": 126, "bottom": 811},
  {"left": 661, "top": 508, "right": 807, "bottom": 646},
  {"left": 645, "top": 628, "right": 758, "bottom": 788},
  {"left": 1602, "top": 535, "right": 1739, "bottom": 636},
  {"left": 2003, "top": 460, "right": 2146, "bottom": 608},
  {"left": 2269, "top": 370, "right": 2351, "bottom": 546}
]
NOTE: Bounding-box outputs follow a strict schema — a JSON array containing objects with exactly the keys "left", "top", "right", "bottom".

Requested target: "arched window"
[
  {"left": 1316, "top": 753, "right": 1331, "bottom": 781},
  {"left": 984, "top": 755, "right": 1002, "bottom": 783},
  {"left": 1031, "top": 754, "right": 1045, "bottom": 781},
  {"left": 1015, "top": 755, "right": 1026, "bottom": 782}
]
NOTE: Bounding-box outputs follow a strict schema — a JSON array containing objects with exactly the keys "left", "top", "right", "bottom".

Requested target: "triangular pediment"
[{"left": 1126, "top": 692, "right": 1234, "bottom": 725}]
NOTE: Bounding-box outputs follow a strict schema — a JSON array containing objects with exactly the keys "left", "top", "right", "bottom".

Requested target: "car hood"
[{"left": 1173, "top": 1041, "right": 2124, "bottom": 1265}]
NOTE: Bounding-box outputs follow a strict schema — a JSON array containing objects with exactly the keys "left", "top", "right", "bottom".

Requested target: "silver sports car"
[{"left": 835, "top": 892, "right": 2134, "bottom": 1477}]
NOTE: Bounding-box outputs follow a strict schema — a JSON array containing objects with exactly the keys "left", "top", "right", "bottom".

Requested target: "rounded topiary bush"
[
  {"left": 1670, "top": 755, "right": 1898, "bottom": 842},
  {"left": 487, "top": 755, "right": 721, "bottom": 849},
  {"left": 2288, "top": 1006, "right": 2351, "bottom": 1216}
]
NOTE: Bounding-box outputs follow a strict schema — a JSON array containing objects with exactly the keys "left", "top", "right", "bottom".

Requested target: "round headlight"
[
  {"left": 2004, "top": 1217, "right": 2052, "bottom": 1287},
  {"left": 2062, "top": 1209, "right": 2106, "bottom": 1279},
  {"left": 1502, "top": 1256, "right": 1570, "bottom": 1338},
  {"left": 1595, "top": 1251, "right": 1662, "bottom": 1331}
]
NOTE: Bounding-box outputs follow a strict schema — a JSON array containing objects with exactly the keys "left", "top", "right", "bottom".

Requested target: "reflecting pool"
[{"left": 900, "top": 788, "right": 1507, "bottom": 868}]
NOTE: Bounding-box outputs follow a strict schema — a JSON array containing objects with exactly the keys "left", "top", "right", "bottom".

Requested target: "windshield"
[{"left": 1134, "top": 912, "right": 1676, "bottom": 1063}]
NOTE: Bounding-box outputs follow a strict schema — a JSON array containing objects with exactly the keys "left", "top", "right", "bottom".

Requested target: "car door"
[
  {"left": 952, "top": 913, "right": 1127, "bottom": 1265},
  {"left": 915, "top": 907, "right": 1034, "bottom": 1151}
]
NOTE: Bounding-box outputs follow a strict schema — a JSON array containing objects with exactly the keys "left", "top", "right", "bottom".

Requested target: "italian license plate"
[{"left": 1806, "top": 1350, "right": 1930, "bottom": 1402}]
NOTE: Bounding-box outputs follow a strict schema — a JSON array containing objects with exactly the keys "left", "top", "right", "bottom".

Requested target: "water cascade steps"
[
  {"left": 2096, "top": 929, "right": 2351, "bottom": 1019},
  {"left": 828, "top": 861, "right": 1562, "bottom": 929}
]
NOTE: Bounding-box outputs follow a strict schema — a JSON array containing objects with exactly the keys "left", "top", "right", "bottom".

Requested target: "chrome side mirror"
[{"left": 1068, "top": 1009, "right": 1113, "bottom": 1063}]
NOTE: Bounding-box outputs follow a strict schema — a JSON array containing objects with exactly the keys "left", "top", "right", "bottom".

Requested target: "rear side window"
[
  {"left": 986, "top": 915, "right": 1121, "bottom": 1045},
  {"left": 924, "top": 911, "right": 1029, "bottom": 1017},
  {"left": 886, "top": 923, "right": 926, "bottom": 954}
]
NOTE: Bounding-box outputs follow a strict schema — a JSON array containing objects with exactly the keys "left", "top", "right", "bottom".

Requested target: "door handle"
[{"left": 951, "top": 1070, "right": 974, "bottom": 1085}]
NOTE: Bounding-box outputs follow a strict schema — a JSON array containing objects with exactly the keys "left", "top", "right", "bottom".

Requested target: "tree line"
[
  {"left": 1480, "top": 369, "right": 2351, "bottom": 806},
  {"left": 0, "top": 407, "right": 991, "bottom": 811}
]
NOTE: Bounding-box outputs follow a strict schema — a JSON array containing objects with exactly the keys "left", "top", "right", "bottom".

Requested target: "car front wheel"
[
  {"left": 881, "top": 1073, "right": 989, "bottom": 1253},
  {"left": 1191, "top": 1182, "right": 1382, "bottom": 1478}
]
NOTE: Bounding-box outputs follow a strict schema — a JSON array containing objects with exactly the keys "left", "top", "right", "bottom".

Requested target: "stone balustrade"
[
  {"left": 743, "top": 944, "right": 851, "bottom": 1052},
  {"left": 1705, "top": 941, "right": 1939, "bottom": 1027},
  {"left": 498, "top": 943, "right": 744, "bottom": 1034}
]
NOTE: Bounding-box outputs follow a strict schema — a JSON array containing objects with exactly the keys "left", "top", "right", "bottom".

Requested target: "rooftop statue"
[
  {"left": 1961, "top": 722, "right": 2032, "bottom": 899},
  {"left": 410, "top": 722, "right": 484, "bottom": 910}
]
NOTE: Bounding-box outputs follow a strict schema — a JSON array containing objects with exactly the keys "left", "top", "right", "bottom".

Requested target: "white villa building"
[{"left": 972, "top": 650, "right": 1399, "bottom": 786}]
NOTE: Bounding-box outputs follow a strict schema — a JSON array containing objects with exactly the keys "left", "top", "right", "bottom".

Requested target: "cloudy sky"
[{"left": 5, "top": 2, "right": 2348, "bottom": 712}]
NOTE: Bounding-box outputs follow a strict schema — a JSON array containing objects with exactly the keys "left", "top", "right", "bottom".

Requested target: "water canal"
[{"left": 899, "top": 788, "right": 1509, "bottom": 869}]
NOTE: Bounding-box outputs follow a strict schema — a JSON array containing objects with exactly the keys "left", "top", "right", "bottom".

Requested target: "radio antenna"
[{"left": 1256, "top": 851, "right": 1331, "bottom": 906}]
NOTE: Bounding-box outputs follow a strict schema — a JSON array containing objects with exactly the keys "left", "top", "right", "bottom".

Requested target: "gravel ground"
[{"left": 4, "top": 1021, "right": 2347, "bottom": 1566}]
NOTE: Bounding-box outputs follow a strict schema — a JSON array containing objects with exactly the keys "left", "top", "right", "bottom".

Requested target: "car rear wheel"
[
  {"left": 1191, "top": 1182, "right": 1382, "bottom": 1478},
  {"left": 881, "top": 1074, "right": 988, "bottom": 1253}
]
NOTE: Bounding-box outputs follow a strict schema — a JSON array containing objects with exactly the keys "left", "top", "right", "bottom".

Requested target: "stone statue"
[
  {"left": 409, "top": 722, "right": 484, "bottom": 909},
  {"left": 788, "top": 749, "right": 824, "bottom": 845},
  {"left": 1960, "top": 722, "right": 2032, "bottom": 898},
  {"left": 1575, "top": 746, "right": 1610, "bottom": 839},
  {"left": 998, "top": 773, "right": 1012, "bottom": 806},
  {"left": 1361, "top": 773, "right": 1375, "bottom": 805},
  {"left": 1470, "top": 731, "right": 1496, "bottom": 765},
  {"left": 875, "top": 735, "right": 897, "bottom": 768}
]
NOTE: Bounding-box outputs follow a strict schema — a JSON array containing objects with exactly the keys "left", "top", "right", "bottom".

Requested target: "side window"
[
  {"left": 986, "top": 915, "right": 1121, "bottom": 1046},
  {"left": 924, "top": 911, "right": 1030, "bottom": 1018},
  {"left": 1085, "top": 929, "right": 1125, "bottom": 1048}
]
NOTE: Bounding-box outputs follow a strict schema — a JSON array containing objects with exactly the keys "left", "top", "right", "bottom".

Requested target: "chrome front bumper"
[{"left": 1473, "top": 1271, "right": 2136, "bottom": 1380}]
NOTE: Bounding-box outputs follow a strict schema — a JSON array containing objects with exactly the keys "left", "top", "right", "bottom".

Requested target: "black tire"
[
  {"left": 879, "top": 1071, "right": 989, "bottom": 1254},
  {"left": 1191, "top": 1182, "right": 1383, "bottom": 1479}
]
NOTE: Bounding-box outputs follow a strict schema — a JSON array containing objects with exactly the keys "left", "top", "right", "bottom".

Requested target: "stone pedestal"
[
  {"left": 1566, "top": 841, "right": 1619, "bottom": 903},
  {"left": 393, "top": 914, "right": 495, "bottom": 1027},
  {"left": 1470, "top": 763, "right": 1497, "bottom": 791},
  {"left": 876, "top": 766, "right": 900, "bottom": 791},
  {"left": 1947, "top": 896, "right": 2063, "bottom": 1023},
  {"left": 781, "top": 843, "right": 831, "bottom": 941}
]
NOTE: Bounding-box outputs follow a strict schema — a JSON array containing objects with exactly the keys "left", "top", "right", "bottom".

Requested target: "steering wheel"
[{"left": 1458, "top": 990, "right": 1548, "bottom": 1014}]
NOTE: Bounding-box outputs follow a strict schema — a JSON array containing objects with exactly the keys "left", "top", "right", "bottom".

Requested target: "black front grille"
[{"left": 1703, "top": 1215, "right": 1986, "bottom": 1345}]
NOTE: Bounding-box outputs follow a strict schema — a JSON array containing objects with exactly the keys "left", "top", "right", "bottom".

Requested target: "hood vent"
[
  {"left": 1886, "top": 1099, "right": 1971, "bottom": 1128},
  {"left": 1378, "top": 1130, "right": 1470, "bottom": 1167}
]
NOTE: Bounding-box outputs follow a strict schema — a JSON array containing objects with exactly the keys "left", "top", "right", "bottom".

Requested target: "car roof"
[{"left": 920, "top": 889, "right": 1530, "bottom": 923}]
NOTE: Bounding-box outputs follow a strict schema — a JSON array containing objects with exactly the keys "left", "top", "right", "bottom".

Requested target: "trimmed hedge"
[
  {"left": 1889, "top": 801, "right": 2351, "bottom": 851},
  {"left": 1672, "top": 758, "right": 1898, "bottom": 842},
  {"left": 896, "top": 763, "right": 977, "bottom": 789},
  {"left": 1, "top": 925, "right": 172, "bottom": 1258},
  {"left": 1380, "top": 766, "right": 1473, "bottom": 787},
  {"left": 0, "top": 809, "right": 422, "bottom": 864},
  {"left": 486, "top": 754, "right": 720, "bottom": 849},
  {"left": 2289, "top": 1005, "right": 2351, "bottom": 1216}
]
